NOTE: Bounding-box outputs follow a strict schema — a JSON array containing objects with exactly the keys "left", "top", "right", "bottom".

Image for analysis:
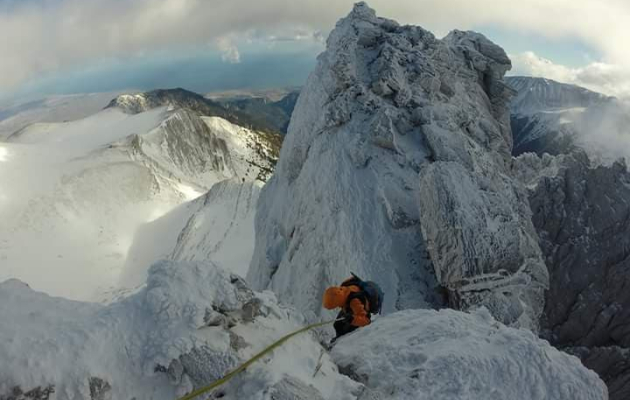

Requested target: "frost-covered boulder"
[
  {"left": 514, "top": 151, "right": 630, "bottom": 400},
  {"left": 248, "top": 2, "right": 547, "bottom": 329},
  {"left": 331, "top": 309, "right": 608, "bottom": 400},
  {"left": 0, "top": 261, "right": 358, "bottom": 400}
]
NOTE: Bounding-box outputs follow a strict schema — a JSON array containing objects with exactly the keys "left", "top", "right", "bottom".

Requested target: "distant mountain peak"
[
  {"left": 506, "top": 76, "right": 612, "bottom": 115},
  {"left": 506, "top": 76, "right": 624, "bottom": 157}
]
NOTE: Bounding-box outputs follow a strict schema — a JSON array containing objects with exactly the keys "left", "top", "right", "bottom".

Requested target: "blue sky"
[
  {"left": 11, "top": 43, "right": 322, "bottom": 100},
  {"left": 479, "top": 26, "right": 599, "bottom": 68},
  {"left": 13, "top": 27, "right": 597, "bottom": 100},
  {"left": 1, "top": 0, "right": 628, "bottom": 102}
]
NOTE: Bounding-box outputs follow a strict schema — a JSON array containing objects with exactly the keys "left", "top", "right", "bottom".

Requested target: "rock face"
[
  {"left": 514, "top": 151, "right": 630, "bottom": 400},
  {"left": 248, "top": 2, "right": 548, "bottom": 329},
  {"left": 331, "top": 308, "right": 608, "bottom": 400}
]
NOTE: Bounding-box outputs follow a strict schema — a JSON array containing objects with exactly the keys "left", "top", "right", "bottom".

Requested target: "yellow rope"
[{"left": 176, "top": 319, "right": 336, "bottom": 400}]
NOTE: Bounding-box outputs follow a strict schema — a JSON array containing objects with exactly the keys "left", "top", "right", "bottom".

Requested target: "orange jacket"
[{"left": 322, "top": 284, "right": 371, "bottom": 327}]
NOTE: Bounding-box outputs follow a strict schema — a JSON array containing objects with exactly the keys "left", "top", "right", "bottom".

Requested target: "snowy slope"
[
  {"left": 248, "top": 2, "right": 547, "bottom": 329},
  {"left": 120, "top": 179, "right": 261, "bottom": 292},
  {"left": 170, "top": 180, "right": 260, "bottom": 274},
  {"left": 0, "top": 108, "right": 173, "bottom": 301},
  {"left": 0, "top": 107, "right": 279, "bottom": 301}
]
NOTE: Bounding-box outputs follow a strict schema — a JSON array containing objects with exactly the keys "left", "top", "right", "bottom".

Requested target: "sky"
[{"left": 1, "top": 0, "right": 629, "bottom": 103}]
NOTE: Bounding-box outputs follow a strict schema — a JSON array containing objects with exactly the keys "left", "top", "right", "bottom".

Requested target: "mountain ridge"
[{"left": 106, "top": 87, "right": 289, "bottom": 136}]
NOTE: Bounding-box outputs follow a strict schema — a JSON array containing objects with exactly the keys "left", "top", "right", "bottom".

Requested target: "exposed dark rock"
[
  {"left": 514, "top": 150, "right": 630, "bottom": 399},
  {"left": 88, "top": 377, "right": 112, "bottom": 400},
  {"left": 1, "top": 386, "right": 55, "bottom": 400}
]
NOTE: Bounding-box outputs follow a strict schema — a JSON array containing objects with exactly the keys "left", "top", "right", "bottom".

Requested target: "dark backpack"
[{"left": 341, "top": 272, "right": 384, "bottom": 315}]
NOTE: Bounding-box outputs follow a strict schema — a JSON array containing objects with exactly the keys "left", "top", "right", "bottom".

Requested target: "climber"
[{"left": 322, "top": 273, "right": 384, "bottom": 341}]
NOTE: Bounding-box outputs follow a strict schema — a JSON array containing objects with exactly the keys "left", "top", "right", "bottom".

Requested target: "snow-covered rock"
[
  {"left": 331, "top": 308, "right": 608, "bottom": 400},
  {"left": 0, "top": 260, "right": 359, "bottom": 400},
  {"left": 514, "top": 151, "right": 630, "bottom": 400},
  {"left": 248, "top": 2, "right": 548, "bottom": 329}
]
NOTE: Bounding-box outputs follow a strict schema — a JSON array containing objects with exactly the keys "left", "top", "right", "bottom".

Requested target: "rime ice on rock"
[{"left": 248, "top": 2, "right": 548, "bottom": 329}]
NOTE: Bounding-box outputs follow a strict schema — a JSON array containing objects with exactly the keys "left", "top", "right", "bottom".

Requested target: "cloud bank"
[{"left": 1, "top": 0, "right": 629, "bottom": 96}]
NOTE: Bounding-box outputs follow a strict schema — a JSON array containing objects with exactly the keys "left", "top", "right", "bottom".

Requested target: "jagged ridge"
[{"left": 106, "top": 88, "right": 287, "bottom": 135}]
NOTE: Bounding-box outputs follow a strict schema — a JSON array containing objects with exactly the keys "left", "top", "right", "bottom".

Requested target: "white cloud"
[
  {"left": 216, "top": 38, "right": 241, "bottom": 64},
  {"left": 510, "top": 51, "right": 630, "bottom": 99},
  {"left": 1, "top": 0, "right": 629, "bottom": 94}
]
